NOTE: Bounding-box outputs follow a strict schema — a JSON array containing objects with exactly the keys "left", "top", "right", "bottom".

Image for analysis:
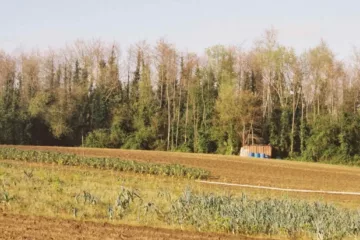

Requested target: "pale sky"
[{"left": 1, "top": 0, "right": 359, "bottom": 59}]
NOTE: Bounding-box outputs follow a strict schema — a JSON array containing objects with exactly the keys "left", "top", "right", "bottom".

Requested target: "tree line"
[{"left": 1, "top": 29, "right": 360, "bottom": 163}]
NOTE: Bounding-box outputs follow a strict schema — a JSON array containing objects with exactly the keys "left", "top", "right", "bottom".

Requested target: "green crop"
[
  {"left": 162, "top": 190, "right": 360, "bottom": 239},
  {"left": 0, "top": 148, "right": 210, "bottom": 179}
]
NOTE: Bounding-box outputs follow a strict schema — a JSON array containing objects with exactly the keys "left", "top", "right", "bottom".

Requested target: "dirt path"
[
  {"left": 0, "top": 213, "right": 261, "bottom": 240},
  {"left": 197, "top": 180, "right": 360, "bottom": 196}
]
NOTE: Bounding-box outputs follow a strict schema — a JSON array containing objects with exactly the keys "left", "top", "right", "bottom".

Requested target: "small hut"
[{"left": 240, "top": 145, "right": 272, "bottom": 158}]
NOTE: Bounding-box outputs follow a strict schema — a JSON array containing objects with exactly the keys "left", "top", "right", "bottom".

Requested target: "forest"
[{"left": 1, "top": 29, "right": 360, "bottom": 163}]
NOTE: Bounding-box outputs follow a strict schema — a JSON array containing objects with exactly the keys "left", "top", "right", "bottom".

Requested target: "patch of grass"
[{"left": 1, "top": 190, "right": 15, "bottom": 204}]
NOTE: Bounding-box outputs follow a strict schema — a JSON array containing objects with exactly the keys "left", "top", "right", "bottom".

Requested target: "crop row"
[
  {"left": 163, "top": 189, "right": 360, "bottom": 239},
  {"left": 0, "top": 148, "right": 210, "bottom": 179},
  {"left": 109, "top": 188, "right": 360, "bottom": 240},
  {"left": 68, "top": 187, "right": 360, "bottom": 239}
]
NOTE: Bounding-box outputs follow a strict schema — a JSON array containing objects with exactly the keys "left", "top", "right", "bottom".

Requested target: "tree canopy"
[{"left": 1, "top": 31, "right": 360, "bottom": 163}]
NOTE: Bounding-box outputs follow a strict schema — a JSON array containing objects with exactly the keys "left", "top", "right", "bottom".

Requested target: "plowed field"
[
  {"left": 0, "top": 213, "right": 261, "bottom": 240},
  {"left": 9, "top": 145, "right": 360, "bottom": 192}
]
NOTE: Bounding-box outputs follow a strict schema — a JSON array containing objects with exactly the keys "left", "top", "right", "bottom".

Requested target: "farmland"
[
  {"left": 2, "top": 146, "right": 360, "bottom": 239},
  {"left": 7, "top": 145, "right": 360, "bottom": 207},
  {"left": 1, "top": 213, "right": 265, "bottom": 240}
]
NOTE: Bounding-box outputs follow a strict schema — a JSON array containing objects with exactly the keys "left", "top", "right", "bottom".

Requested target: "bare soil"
[{"left": 0, "top": 213, "right": 261, "bottom": 240}]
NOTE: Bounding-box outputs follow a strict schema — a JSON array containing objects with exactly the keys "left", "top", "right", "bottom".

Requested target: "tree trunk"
[
  {"left": 300, "top": 97, "right": 305, "bottom": 153},
  {"left": 184, "top": 87, "right": 189, "bottom": 143},
  {"left": 242, "top": 122, "right": 246, "bottom": 146},
  {"left": 251, "top": 122, "right": 254, "bottom": 145},
  {"left": 193, "top": 98, "right": 197, "bottom": 152},
  {"left": 171, "top": 77, "right": 176, "bottom": 150},
  {"left": 290, "top": 88, "right": 297, "bottom": 155},
  {"left": 202, "top": 80, "right": 206, "bottom": 128},
  {"left": 175, "top": 85, "right": 182, "bottom": 148},
  {"left": 166, "top": 83, "right": 171, "bottom": 151}
]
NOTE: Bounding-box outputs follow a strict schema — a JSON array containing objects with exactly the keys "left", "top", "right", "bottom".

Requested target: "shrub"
[{"left": 84, "top": 129, "right": 112, "bottom": 148}]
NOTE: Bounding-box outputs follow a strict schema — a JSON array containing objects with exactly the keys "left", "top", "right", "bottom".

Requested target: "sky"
[{"left": 1, "top": 0, "right": 359, "bottom": 59}]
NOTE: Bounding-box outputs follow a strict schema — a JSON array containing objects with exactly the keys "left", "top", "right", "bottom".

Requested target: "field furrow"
[{"left": 0, "top": 213, "right": 260, "bottom": 240}]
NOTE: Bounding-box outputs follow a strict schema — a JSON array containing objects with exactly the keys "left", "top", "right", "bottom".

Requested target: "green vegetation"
[
  {"left": 0, "top": 148, "right": 210, "bottom": 179},
  {"left": 1, "top": 161, "right": 359, "bottom": 239},
  {"left": 165, "top": 190, "right": 360, "bottom": 239},
  {"left": 2, "top": 30, "right": 360, "bottom": 164}
]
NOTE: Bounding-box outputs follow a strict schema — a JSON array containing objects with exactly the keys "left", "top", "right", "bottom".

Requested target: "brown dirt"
[{"left": 0, "top": 213, "right": 261, "bottom": 240}]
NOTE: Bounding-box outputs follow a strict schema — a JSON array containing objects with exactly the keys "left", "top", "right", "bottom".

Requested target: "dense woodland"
[{"left": 1, "top": 30, "right": 360, "bottom": 162}]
